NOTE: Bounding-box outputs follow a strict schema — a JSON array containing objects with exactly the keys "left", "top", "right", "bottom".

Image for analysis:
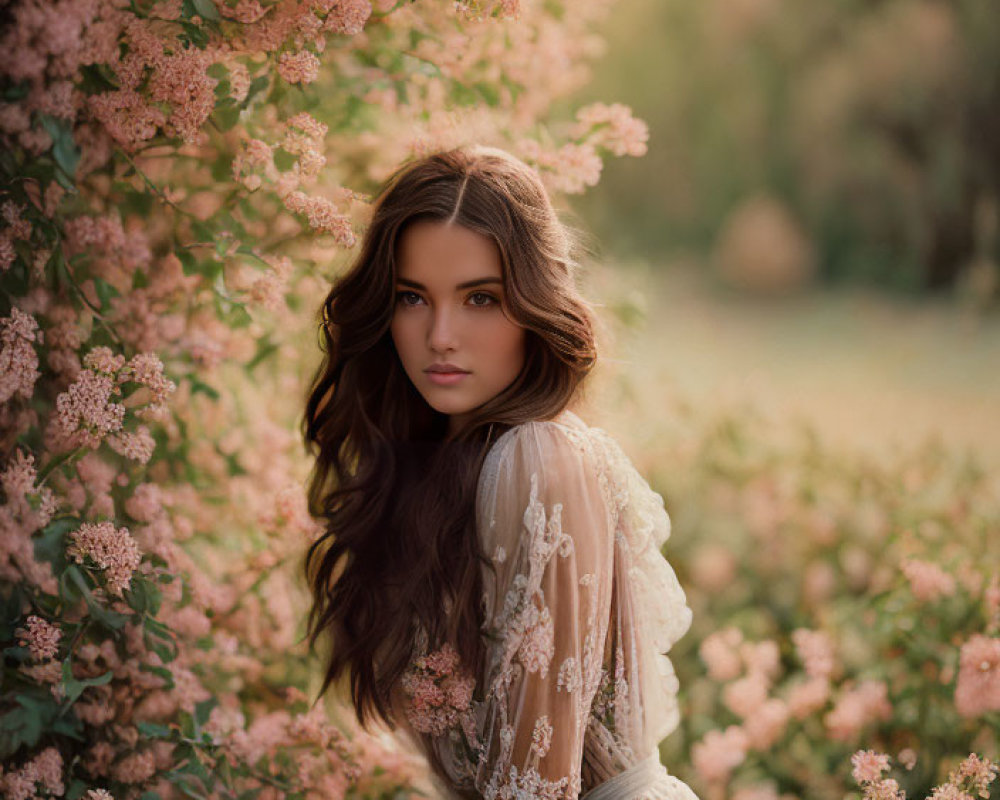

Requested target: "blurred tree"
[{"left": 571, "top": 0, "right": 1000, "bottom": 296}]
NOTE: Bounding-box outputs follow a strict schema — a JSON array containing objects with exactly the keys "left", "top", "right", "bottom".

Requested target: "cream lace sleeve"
[{"left": 473, "top": 420, "right": 614, "bottom": 800}]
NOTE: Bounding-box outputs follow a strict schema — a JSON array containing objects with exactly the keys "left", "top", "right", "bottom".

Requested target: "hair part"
[{"left": 301, "top": 145, "right": 599, "bottom": 747}]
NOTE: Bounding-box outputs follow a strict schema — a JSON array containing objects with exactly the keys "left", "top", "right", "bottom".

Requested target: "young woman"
[{"left": 301, "top": 145, "right": 698, "bottom": 800}]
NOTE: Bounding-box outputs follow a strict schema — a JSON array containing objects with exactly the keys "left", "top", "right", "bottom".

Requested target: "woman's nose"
[{"left": 428, "top": 307, "right": 458, "bottom": 352}]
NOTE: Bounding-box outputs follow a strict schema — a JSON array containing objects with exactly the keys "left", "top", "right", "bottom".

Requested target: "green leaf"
[
  {"left": 213, "top": 100, "right": 240, "bottom": 131},
  {"left": 0, "top": 694, "right": 60, "bottom": 758},
  {"left": 92, "top": 276, "right": 121, "bottom": 309},
  {"left": 194, "top": 697, "right": 218, "bottom": 728},
  {"left": 242, "top": 75, "right": 269, "bottom": 109},
  {"left": 126, "top": 575, "right": 162, "bottom": 616},
  {"left": 192, "top": 0, "right": 220, "bottom": 21},
  {"left": 33, "top": 515, "right": 79, "bottom": 570},
  {"left": 137, "top": 721, "right": 173, "bottom": 738},
  {"left": 60, "top": 659, "right": 113, "bottom": 705},
  {"left": 273, "top": 148, "right": 297, "bottom": 172},
  {"left": 65, "top": 565, "right": 129, "bottom": 630},
  {"left": 139, "top": 661, "right": 176, "bottom": 684},
  {"left": 246, "top": 336, "right": 279, "bottom": 370},
  {"left": 188, "top": 376, "right": 220, "bottom": 400}
]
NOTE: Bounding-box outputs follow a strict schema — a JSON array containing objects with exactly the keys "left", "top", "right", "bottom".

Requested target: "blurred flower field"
[{"left": 577, "top": 262, "right": 1000, "bottom": 799}]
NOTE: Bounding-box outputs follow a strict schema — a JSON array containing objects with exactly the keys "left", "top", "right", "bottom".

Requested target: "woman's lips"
[{"left": 425, "top": 370, "right": 469, "bottom": 386}]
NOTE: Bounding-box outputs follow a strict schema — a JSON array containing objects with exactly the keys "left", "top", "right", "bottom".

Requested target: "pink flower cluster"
[
  {"left": 954, "top": 634, "right": 1000, "bottom": 717},
  {"left": 52, "top": 369, "right": 126, "bottom": 449},
  {"left": 67, "top": 520, "right": 142, "bottom": 596},
  {"left": 1, "top": 200, "right": 32, "bottom": 271},
  {"left": 824, "top": 679, "right": 892, "bottom": 741},
  {"left": 519, "top": 138, "right": 603, "bottom": 194},
  {"left": 852, "top": 751, "right": 999, "bottom": 800},
  {"left": 1, "top": 449, "right": 58, "bottom": 593},
  {"left": 571, "top": 102, "right": 649, "bottom": 157},
  {"left": 692, "top": 724, "right": 749, "bottom": 784},
  {"left": 0, "top": 746, "right": 64, "bottom": 800},
  {"left": 283, "top": 191, "right": 355, "bottom": 246},
  {"left": 900, "top": 558, "right": 957, "bottom": 602},
  {"left": 400, "top": 641, "right": 476, "bottom": 737},
  {"left": 1, "top": 307, "right": 43, "bottom": 404},
  {"left": 852, "top": 749, "right": 891, "bottom": 783},
  {"left": 16, "top": 614, "right": 62, "bottom": 661},
  {"left": 694, "top": 630, "right": 791, "bottom": 784},
  {"left": 277, "top": 50, "right": 321, "bottom": 84}
]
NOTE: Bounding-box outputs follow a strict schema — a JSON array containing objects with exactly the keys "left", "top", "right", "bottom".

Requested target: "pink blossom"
[
  {"left": 691, "top": 724, "right": 748, "bottom": 784},
  {"left": 824, "top": 680, "right": 893, "bottom": 741},
  {"left": 897, "top": 748, "right": 917, "bottom": 770},
  {"left": 30, "top": 747, "right": 63, "bottom": 795},
  {"left": 83, "top": 345, "right": 126, "bottom": 375},
  {"left": 124, "top": 483, "right": 164, "bottom": 522},
  {"left": 285, "top": 112, "right": 329, "bottom": 143},
  {"left": 67, "top": 520, "right": 142, "bottom": 596},
  {"left": 862, "top": 778, "right": 905, "bottom": 800},
  {"left": 107, "top": 425, "right": 156, "bottom": 463},
  {"left": 740, "top": 639, "right": 781, "bottom": 679},
  {"left": 948, "top": 753, "right": 999, "bottom": 794},
  {"left": 147, "top": 48, "right": 217, "bottom": 143},
  {"left": 277, "top": 50, "right": 321, "bottom": 84},
  {"left": 322, "top": 0, "right": 372, "bottom": 35},
  {"left": 572, "top": 101, "right": 649, "bottom": 157},
  {"left": 731, "top": 784, "right": 780, "bottom": 800},
  {"left": 699, "top": 626, "right": 744, "bottom": 681},
  {"left": 954, "top": 635, "right": 1000, "bottom": 717},
  {"left": 792, "top": 627, "right": 837, "bottom": 679},
  {"left": 84, "top": 791, "right": 114, "bottom": 800},
  {"left": 16, "top": 614, "right": 62, "bottom": 660},
  {"left": 54, "top": 368, "right": 126, "bottom": 448},
  {"left": 0, "top": 232, "right": 15, "bottom": 271},
  {"left": 723, "top": 670, "right": 770, "bottom": 718},
  {"left": 110, "top": 749, "right": 156, "bottom": 783},
  {"left": 901, "top": 558, "right": 957, "bottom": 602},
  {"left": 852, "top": 749, "right": 891, "bottom": 784},
  {"left": 400, "top": 641, "right": 476, "bottom": 736},
  {"left": 1, "top": 307, "right": 43, "bottom": 403},
  {"left": 283, "top": 191, "right": 356, "bottom": 246},
  {"left": 220, "top": 0, "right": 268, "bottom": 23},
  {"left": 90, "top": 89, "right": 167, "bottom": 151},
  {"left": 742, "top": 698, "right": 789, "bottom": 750}
]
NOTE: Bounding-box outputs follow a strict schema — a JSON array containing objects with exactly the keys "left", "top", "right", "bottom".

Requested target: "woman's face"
[{"left": 391, "top": 219, "right": 526, "bottom": 434}]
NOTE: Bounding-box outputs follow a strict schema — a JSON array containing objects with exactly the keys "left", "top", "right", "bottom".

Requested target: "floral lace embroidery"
[{"left": 398, "top": 416, "right": 696, "bottom": 800}]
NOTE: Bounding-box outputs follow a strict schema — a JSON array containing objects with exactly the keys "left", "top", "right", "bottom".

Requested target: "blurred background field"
[
  {"left": 581, "top": 262, "right": 1000, "bottom": 472},
  {"left": 555, "top": 0, "right": 1000, "bottom": 793},
  {"left": 559, "top": 0, "right": 1000, "bottom": 470}
]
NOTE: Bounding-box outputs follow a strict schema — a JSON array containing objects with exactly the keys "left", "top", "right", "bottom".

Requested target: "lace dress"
[{"left": 389, "top": 410, "right": 700, "bottom": 800}]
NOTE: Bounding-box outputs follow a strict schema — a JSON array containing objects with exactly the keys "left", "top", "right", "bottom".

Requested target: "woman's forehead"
[{"left": 395, "top": 220, "right": 502, "bottom": 284}]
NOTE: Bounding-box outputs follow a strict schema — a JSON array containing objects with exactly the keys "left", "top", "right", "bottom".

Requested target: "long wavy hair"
[{"left": 301, "top": 145, "right": 599, "bottom": 737}]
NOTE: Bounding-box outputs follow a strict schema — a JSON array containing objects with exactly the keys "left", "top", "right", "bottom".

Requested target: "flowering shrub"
[
  {"left": 0, "top": 0, "right": 648, "bottom": 798},
  {"left": 637, "top": 398, "right": 1000, "bottom": 800}
]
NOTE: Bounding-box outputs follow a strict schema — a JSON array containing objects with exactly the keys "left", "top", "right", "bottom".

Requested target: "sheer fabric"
[{"left": 389, "top": 410, "right": 699, "bottom": 800}]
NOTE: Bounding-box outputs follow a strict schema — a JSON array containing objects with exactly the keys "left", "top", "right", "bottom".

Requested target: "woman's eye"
[
  {"left": 468, "top": 292, "right": 497, "bottom": 307},
  {"left": 396, "top": 291, "right": 423, "bottom": 306}
]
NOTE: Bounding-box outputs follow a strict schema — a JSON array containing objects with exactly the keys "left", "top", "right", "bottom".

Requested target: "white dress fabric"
[{"left": 389, "top": 410, "right": 700, "bottom": 800}]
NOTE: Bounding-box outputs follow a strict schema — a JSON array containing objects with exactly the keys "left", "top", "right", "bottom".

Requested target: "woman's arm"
[{"left": 474, "top": 421, "right": 614, "bottom": 799}]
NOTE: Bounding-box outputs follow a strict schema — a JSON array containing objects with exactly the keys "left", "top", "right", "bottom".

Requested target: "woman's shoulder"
[
  {"left": 478, "top": 409, "right": 632, "bottom": 500},
  {"left": 483, "top": 409, "right": 595, "bottom": 470}
]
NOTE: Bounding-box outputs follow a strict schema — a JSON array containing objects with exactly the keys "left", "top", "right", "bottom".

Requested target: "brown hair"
[{"left": 301, "top": 145, "right": 598, "bottom": 736}]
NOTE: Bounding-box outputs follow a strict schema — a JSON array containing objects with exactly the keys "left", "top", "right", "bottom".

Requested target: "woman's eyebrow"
[{"left": 397, "top": 277, "right": 502, "bottom": 290}]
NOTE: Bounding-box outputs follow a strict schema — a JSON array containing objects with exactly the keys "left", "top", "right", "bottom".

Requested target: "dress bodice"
[{"left": 392, "top": 410, "right": 699, "bottom": 800}]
